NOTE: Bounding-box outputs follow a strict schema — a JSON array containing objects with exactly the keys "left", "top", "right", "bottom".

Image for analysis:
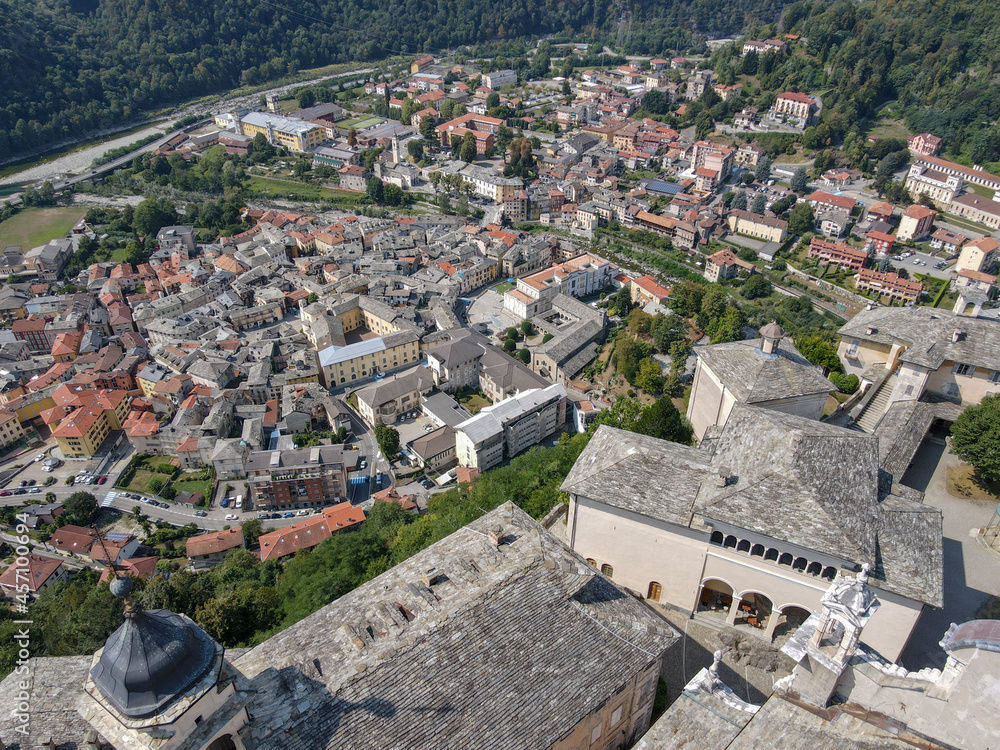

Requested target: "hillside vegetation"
[{"left": 0, "top": 0, "right": 793, "bottom": 160}]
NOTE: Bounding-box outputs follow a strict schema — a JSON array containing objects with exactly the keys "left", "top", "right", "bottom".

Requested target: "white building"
[
  {"left": 482, "top": 69, "right": 518, "bottom": 89},
  {"left": 454, "top": 384, "right": 567, "bottom": 470},
  {"left": 502, "top": 253, "right": 614, "bottom": 320}
]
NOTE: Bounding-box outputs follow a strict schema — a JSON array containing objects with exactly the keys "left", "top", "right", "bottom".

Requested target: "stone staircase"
[{"left": 853, "top": 371, "right": 899, "bottom": 433}]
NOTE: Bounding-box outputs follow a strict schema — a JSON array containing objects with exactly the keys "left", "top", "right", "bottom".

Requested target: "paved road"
[{"left": 898, "top": 436, "right": 1000, "bottom": 671}]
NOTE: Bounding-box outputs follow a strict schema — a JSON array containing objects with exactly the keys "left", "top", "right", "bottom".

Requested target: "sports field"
[{"left": 0, "top": 206, "right": 83, "bottom": 250}]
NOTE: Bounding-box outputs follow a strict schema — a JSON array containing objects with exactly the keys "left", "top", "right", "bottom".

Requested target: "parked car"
[
  {"left": 269, "top": 513, "right": 281, "bottom": 519},
  {"left": 18, "top": 480, "right": 27, "bottom": 487},
  {"left": 194, "top": 510, "right": 208, "bottom": 517},
  {"left": 25, "top": 479, "right": 35, "bottom": 486},
  {"left": 0, "top": 491, "right": 11, "bottom": 497},
  {"left": 282, "top": 511, "right": 295, "bottom": 518},
  {"left": 220, "top": 499, "right": 229, "bottom": 508},
  {"left": 157, "top": 502, "right": 169, "bottom": 508},
  {"left": 297, "top": 509, "right": 310, "bottom": 516},
  {"left": 225, "top": 514, "right": 238, "bottom": 521},
  {"left": 13, "top": 489, "right": 26, "bottom": 495},
  {"left": 97, "top": 476, "right": 107, "bottom": 485},
  {"left": 34, "top": 453, "right": 45, "bottom": 462},
  {"left": 257, "top": 513, "right": 269, "bottom": 519},
  {"left": 29, "top": 488, "right": 41, "bottom": 494}
]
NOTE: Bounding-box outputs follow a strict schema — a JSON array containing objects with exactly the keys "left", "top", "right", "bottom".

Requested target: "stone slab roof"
[
  {"left": 695, "top": 337, "right": 834, "bottom": 404},
  {"left": 561, "top": 425, "right": 714, "bottom": 527},
  {"left": 838, "top": 306, "right": 1000, "bottom": 372},
  {"left": 233, "top": 502, "right": 678, "bottom": 749}
]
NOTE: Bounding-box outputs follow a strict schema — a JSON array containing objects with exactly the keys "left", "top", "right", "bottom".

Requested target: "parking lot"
[{"left": 891, "top": 250, "right": 954, "bottom": 280}]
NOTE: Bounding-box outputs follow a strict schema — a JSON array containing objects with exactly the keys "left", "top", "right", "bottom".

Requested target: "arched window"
[
  {"left": 737, "top": 539, "right": 751, "bottom": 553},
  {"left": 764, "top": 548, "right": 779, "bottom": 562},
  {"left": 207, "top": 736, "right": 237, "bottom": 750},
  {"left": 792, "top": 557, "right": 807, "bottom": 571},
  {"left": 586, "top": 558, "right": 597, "bottom": 567},
  {"left": 821, "top": 566, "right": 837, "bottom": 581},
  {"left": 806, "top": 562, "right": 822, "bottom": 576},
  {"left": 723, "top": 535, "right": 737, "bottom": 549},
  {"left": 647, "top": 582, "right": 662, "bottom": 601},
  {"left": 710, "top": 531, "right": 724, "bottom": 545},
  {"left": 601, "top": 564, "right": 614, "bottom": 578},
  {"left": 778, "top": 553, "right": 793, "bottom": 567},
  {"left": 750, "top": 544, "right": 765, "bottom": 557}
]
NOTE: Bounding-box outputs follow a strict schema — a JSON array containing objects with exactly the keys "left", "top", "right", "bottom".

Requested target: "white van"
[{"left": 234, "top": 495, "right": 243, "bottom": 509}]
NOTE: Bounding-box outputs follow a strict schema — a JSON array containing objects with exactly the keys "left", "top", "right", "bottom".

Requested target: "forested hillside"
[{"left": 0, "top": 0, "right": 788, "bottom": 161}]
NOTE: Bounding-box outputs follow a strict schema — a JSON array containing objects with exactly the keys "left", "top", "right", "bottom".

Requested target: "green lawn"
[
  {"left": 123, "top": 469, "right": 160, "bottom": 494},
  {"left": 493, "top": 280, "right": 515, "bottom": 294},
  {"left": 0, "top": 207, "right": 84, "bottom": 250},
  {"left": 460, "top": 393, "right": 491, "bottom": 415},
  {"left": 246, "top": 176, "right": 362, "bottom": 202},
  {"left": 171, "top": 471, "right": 212, "bottom": 500}
]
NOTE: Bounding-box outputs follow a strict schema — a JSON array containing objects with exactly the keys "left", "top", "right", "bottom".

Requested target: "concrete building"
[
  {"left": 686, "top": 323, "right": 834, "bottom": 441},
  {"left": 949, "top": 193, "right": 1000, "bottom": 229},
  {"left": 482, "top": 69, "right": 517, "bottom": 89},
  {"left": 239, "top": 111, "right": 327, "bottom": 152},
  {"left": 0, "top": 554, "right": 66, "bottom": 598},
  {"left": 808, "top": 237, "right": 869, "bottom": 271},
  {"left": 854, "top": 269, "right": 923, "bottom": 303},
  {"left": 726, "top": 210, "right": 788, "bottom": 243},
  {"left": 897, "top": 205, "right": 936, "bottom": 241},
  {"left": 502, "top": 253, "right": 614, "bottom": 320},
  {"left": 955, "top": 236, "right": 998, "bottom": 273},
  {"left": 562, "top": 406, "right": 943, "bottom": 662},
  {"left": 704, "top": 248, "right": 755, "bottom": 283},
  {"left": 454, "top": 384, "right": 567, "bottom": 470},
  {"left": 46, "top": 387, "right": 131, "bottom": 458},
  {"left": 773, "top": 92, "right": 815, "bottom": 122},
  {"left": 354, "top": 366, "right": 435, "bottom": 426},
  {"left": 245, "top": 444, "right": 352, "bottom": 511}
]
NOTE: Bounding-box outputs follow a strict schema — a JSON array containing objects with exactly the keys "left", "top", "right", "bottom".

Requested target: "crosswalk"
[{"left": 101, "top": 491, "right": 118, "bottom": 508}]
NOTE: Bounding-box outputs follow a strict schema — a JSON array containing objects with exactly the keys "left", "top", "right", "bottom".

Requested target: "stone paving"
[{"left": 898, "top": 433, "right": 1000, "bottom": 670}]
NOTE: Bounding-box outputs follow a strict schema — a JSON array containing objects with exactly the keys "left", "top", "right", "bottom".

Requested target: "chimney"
[
  {"left": 715, "top": 466, "right": 732, "bottom": 488},
  {"left": 487, "top": 524, "right": 503, "bottom": 547},
  {"left": 952, "top": 328, "right": 963, "bottom": 343},
  {"left": 866, "top": 326, "right": 877, "bottom": 335}
]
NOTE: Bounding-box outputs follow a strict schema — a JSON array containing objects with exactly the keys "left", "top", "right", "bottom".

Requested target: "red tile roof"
[
  {"left": 0, "top": 554, "right": 63, "bottom": 592},
  {"left": 258, "top": 502, "right": 365, "bottom": 561},
  {"left": 186, "top": 527, "right": 245, "bottom": 558}
]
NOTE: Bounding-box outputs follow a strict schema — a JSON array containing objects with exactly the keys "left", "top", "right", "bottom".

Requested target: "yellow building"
[
  {"left": 726, "top": 209, "right": 788, "bottom": 243},
  {"left": 955, "top": 236, "right": 999, "bottom": 274},
  {"left": 319, "top": 331, "right": 420, "bottom": 388},
  {"left": 0, "top": 409, "right": 25, "bottom": 448},
  {"left": 240, "top": 112, "right": 326, "bottom": 152},
  {"left": 47, "top": 388, "right": 130, "bottom": 458}
]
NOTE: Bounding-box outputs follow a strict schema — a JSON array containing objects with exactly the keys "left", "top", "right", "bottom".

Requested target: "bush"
[
  {"left": 517, "top": 348, "right": 531, "bottom": 363},
  {"left": 829, "top": 372, "right": 860, "bottom": 394},
  {"left": 542, "top": 333, "right": 553, "bottom": 343},
  {"left": 147, "top": 477, "right": 165, "bottom": 493},
  {"left": 156, "top": 464, "right": 176, "bottom": 475},
  {"left": 503, "top": 339, "right": 517, "bottom": 353}
]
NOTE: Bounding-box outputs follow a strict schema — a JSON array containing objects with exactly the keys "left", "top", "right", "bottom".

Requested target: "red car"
[{"left": 97, "top": 476, "right": 108, "bottom": 485}]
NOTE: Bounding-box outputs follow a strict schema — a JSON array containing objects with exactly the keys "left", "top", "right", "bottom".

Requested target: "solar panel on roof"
[{"left": 105, "top": 532, "right": 132, "bottom": 541}]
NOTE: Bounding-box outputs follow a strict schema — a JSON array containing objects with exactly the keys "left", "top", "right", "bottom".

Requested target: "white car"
[
  {"left": 225, "top": 514, "right": 239, "bottom": 521},
  {"left": 297, "top": 509, "right": 310, "bottom": 516},
  {"left": 34, "top": 454, "right": 45, "bottom": 462}
]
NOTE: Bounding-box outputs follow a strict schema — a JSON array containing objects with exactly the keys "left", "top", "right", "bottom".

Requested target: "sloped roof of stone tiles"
[{"left": 695, "top": 337, "right": 834, "bottom": 404}]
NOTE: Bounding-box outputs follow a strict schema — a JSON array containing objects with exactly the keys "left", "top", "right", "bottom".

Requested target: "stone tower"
[
  {"left": 781, "top": 563, "right": 879, "bottom": 707},
  {"left": 758, "top": 320, "right": 784, "bottom": 357}
]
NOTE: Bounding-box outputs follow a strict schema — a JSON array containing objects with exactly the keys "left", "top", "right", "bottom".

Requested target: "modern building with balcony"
[{"left": 245, "top": 445, "right": 354, "bottom": 510}]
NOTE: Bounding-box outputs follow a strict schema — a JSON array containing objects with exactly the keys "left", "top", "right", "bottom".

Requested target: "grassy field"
[
  {"left": 492, "top": 280, "right": 515, "bottom": 294},
  {"left": 0, "top": 206, "right": 84, "bottom": 250},
  {"left": 246, "top": 176, "right": 362, "bottom": 202},
  {"left": 460, "top": 393, "right": 491, "bottom": 415},
  {"left": 868, "top": 117, "right": 912, "bottom": 141},
  {"left": 123, "top": 469, "right": 160, "bottom": 494},
  {"left": 171, "top": 470, "right": 212, "bottom": 500}
]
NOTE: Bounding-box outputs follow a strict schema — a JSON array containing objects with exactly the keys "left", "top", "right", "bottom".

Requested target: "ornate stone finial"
[{"left": 858, "top": 562, "right": 871, "bottom": 584}]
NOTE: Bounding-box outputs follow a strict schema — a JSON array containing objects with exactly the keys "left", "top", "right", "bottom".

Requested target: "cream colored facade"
[
  {"left": 566, "top": 496, "right": 922, "bottom": 662},
  {"left": 726, "top": 211, "right": 787, "bottom": 242},
  {"left": 955, "top": 238, "right": 997, "bottom": 273},
  {"left": 240, "top": 112, "right": 326, "bottom": 152},
  {"left": 319, "top": 335, "right": 420, "bottom": 388},
  {"left": 686, "top": 357, "right": 828, "bottom": 442}
]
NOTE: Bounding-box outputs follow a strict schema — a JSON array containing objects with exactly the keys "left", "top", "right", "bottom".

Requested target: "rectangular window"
[
  {"left": 610, "top": 705, "right": 623, "bottom": 726},
  {"left": 590, "top": 725, "right": 602, "bottom": 744},
  {"left": 954, "top": 363, "right": 971, "bottom": 376},
  {"left": 846, "top": 339, "right": 859, "bottom": 357},
  {"left": 991, "top": 371, "right": 1000, "bottom": 383}
]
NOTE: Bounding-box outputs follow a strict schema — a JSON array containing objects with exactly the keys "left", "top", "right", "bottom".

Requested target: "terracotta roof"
[
  {"left": 258, "top": 502, "right": 365, "bottom": 561},
  {"left": 98, "top": 556, "right": 158, "bottom": 583},
  {"left": 0, "top": 554, "right": 63, "bottom": 592},
  {"left": 186, "top": 527, "right": 245, "bottom": 558}
]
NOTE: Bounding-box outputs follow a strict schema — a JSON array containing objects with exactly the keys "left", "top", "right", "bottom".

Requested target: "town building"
[
  {"left": 454, "top": 383, "right": 567, "bottom": 470},
  {"left": 686, "top": 322, "right": 834, "bottom": 441},
  {"left": 0, "top": 407, "right": 25, "bottom": 448},
  {"left": 354, "top": 365, "right": 435, "bottom": 426},
  {"left": 838, "top": 305, "right": 1000, "bottom": 409},
  {"left": 502, "top": 253, "right": 614, "bottom": 320},
  {"left": 562, "top": 406, "right": 943, "bottom": 662},
  {"left": 629, "top": 275, "right": 671, "bottom": 306},
  {"left": 257, "top": 502, "right": 365, "bottom": 561},
  {"left": 949, "top": 193, "right": 1000, "bottom": 229},
  {"left": 726, "top": 209, "right": 788, "bottom": 243},
  {"left": 482, "top": 69, "right": 517, "bottom": 89},
  {"left": 854, "top": 269, "right": 924, "bottom": 303},
  {"left": 955, "top": 236, "right": 998, "bottom": 273},
  {"left": 897, "top": 204, "right": 936, "bottom": 241},
  {"left": 806, "top": 190, "right": 856, "bottom": 215},
  {"left": 0, "top": 553, "right": 66, "bottom": 598},
  {"left": 46, "top": 387, "right": 131, "bottom": 457},
  {"left": 239, "top": 112, "right": 327, "bottom": 152},
  {"left": 185, "top": 527, "right": 245, "bottom": 570},
  {"left": 245, "top": 444, "right": 354, "bottom": 510},
  {"left": 907, "top": 132, "right": 943, "bottom": 156},
  {"left": 808, "top": 237, "right": 869, "bottom": 270},
  {"left": 704, "top": 248, "right": 755, "bottom": 283},
  {"left": 773, "top": 92, "right": 815, "bottom": 122},
  {"left": 436, "top": 113, "right": 503, "bottom": 154}
]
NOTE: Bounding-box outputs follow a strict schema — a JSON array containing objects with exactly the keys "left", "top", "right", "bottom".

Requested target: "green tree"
[
  {"left": 347, "top": 127, "right": 358, "bottom": 147},
  {"left": 63, "top": 492, "right": 98, "bottom": 526},
  {"left": 633, "top": 396, "right": 694, "bottom": 445},
  {"left": 788, "top": 203, "right": 815, "bottom": 235},
  {"left": 503, "top": 339, "right": 517, "bottom": 352},
  {"left": 374, "top": 423, "right": 400, "bottom": 459},
  {"left": 634, "top": 359, "right": 664, "bottom": 393},
  {"left": 755, "top": 155, "right": 773, "bottom": 183},
  {"left": 790, "top": 167, "right": 808, "bottom": 193},
  {"left": 668, "top": 340, "right": 693, "bottom": 375},
  {"left": 306, "top": 292, "right": 318, "bottom": 305},
  {"left": 750, "top": 193, "right": 767, "bottom": 214},
  {"left": 241, "top": 518, "right": 264, "bottom": 549},
  {"left": 950, "top": 395, "right": 1000, "bottom": 482},
  {"left": 829, "top": 372, "right": 860, "bottom": 394},
  {"left": 730, "top": 191, "right": 748, "bottom": 210},
  {"left": 460, "top": 132, "right": 478, "bottom": 163},
  {"left": 147, "top": 477, "right": 165, "bottom": 494},
  {"left": 133, "top": 198, "right": 176, "bottom": 238},
  {"left": 366, "top": 176, "right": 384, "bottom": 203},
  {"left": 795, "top": 334, "right": 843, "bottom": 373},
  {"left": 668, "top": 280, "right": 705, "bottom": 317},
  {"left": 251, "top": 133, "right": 275, "bottom": 159},
  {"left": 520, "top": 320, "right": 534, "bottom": 336},
  {"left": 612, "top": 286, "right": 633, "bottom": 316},
  {"left": 383, "top": 183, "right": 404, "bottom": 206},
  {"left": 407, "top": 139, "right": 424, "bottom": 161},
  {"left": 517, "top": 348, "right": 531, "bottom": 363},
  {"left": 742, "top": 274, "right": 772, "bottom": 300},
  {"left": 296, "top": 88, "right": 316, "bottom": 108}
]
